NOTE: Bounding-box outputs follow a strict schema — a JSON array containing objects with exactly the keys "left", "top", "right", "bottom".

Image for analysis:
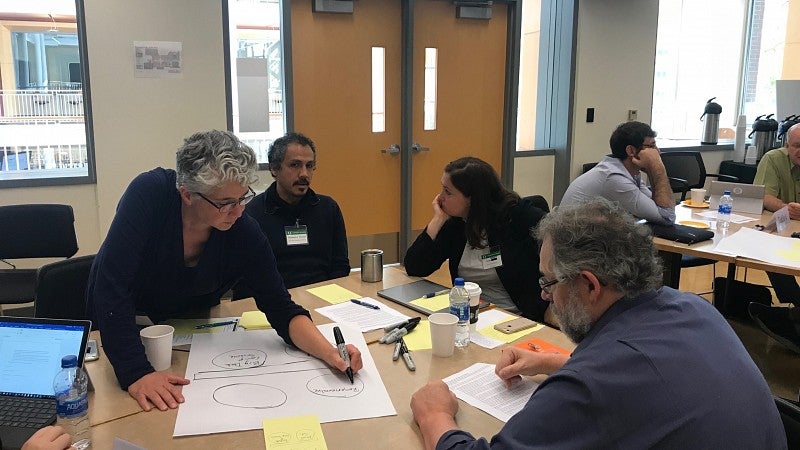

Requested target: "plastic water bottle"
[
  {"left": 718, "top": 190, "right": 733, "bottom": 229},
  {"left": 449, "top": 278, "right": 470, "bottom": 348},
  {"left": 53, "top": 355, "right": 91, "bottom": 449}
]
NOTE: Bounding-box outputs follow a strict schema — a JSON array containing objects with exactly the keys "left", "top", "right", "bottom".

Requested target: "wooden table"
[
  {"left": 86, "top": 267, "right": 574, "bottom": 449},
  {"left": 653, "top": 204, "right": 800, "bottom": 310}
]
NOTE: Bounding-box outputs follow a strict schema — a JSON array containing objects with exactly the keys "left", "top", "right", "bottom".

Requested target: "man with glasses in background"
[
  {"left": 233, "top": 132, "right": 349, "bottom": 295},
  {"left": 88, "top": 130, "right": 362, "bottom": 413},
  {"left": 560, "top": 121, "right": 675, "bottom": 225},
  {"left": 411, "top": 199, "right": 785, "bottom": 449}
]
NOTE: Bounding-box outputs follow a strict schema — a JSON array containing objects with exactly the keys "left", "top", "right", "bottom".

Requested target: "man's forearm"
[
  {"left": 646, "top": 165, "right": 675, "bottom": 209},
  {"left": 763, "top": 194, "right": 785, "bottom": 212}
]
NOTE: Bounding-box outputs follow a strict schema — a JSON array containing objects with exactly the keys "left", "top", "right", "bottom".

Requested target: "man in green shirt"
[{"left": 750, "top": 123, "right": 800, "bottom": 354}]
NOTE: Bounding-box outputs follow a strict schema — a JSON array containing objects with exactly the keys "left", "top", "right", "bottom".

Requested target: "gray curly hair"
[
  {"left": 535, "top": 197, "right": 663, "bottom": 297},
  {"left": 175, "top": 130, "right": 258, "bottom": 193}
]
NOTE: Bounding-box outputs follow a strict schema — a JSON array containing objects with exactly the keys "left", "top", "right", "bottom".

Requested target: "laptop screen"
[{"left": 0, "top": 317, "right": 90, "bottom": 398}]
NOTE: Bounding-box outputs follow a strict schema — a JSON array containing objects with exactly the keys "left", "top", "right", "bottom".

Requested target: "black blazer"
[{"left": 404, "top": 196, "right": 549, "bottom": 321}]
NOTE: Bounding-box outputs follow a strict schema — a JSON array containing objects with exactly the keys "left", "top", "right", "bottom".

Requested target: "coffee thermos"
[
  {"left": 700, "top": 97, "right": 722, "bottom": 145},
  {"left": 777, "top": 115, "right": 799, "bottom": 148},
  {"left": 748, "top": 114, "right": 779, "bottom": 160}
]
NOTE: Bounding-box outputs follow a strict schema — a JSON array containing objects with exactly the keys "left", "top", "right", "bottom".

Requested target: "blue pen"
[{"left": 351, "top": 299, "right": 380, "bottom": 310}]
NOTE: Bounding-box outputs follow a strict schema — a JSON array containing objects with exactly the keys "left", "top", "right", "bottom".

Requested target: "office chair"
[
  {"left": 775, "top": 396, "right": 800, "bottom": 448},
  {"left": 34, "top": 254, "right": 95, "bottom": 323},
  {"left": 660, "top": 151, "right": 739, "bottom": 201},
  {"left": 0, "top": 204, "right": 79, "bottom": 312}
]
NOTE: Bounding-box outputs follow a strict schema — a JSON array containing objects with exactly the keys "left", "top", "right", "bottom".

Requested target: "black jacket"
[{"left": 404, "top": 196, "right": 549, "bottom": 321}]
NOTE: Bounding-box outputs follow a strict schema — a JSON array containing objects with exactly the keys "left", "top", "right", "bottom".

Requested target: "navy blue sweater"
[{"left": 87, "top": 169, "right": 309, "bottom": 389}]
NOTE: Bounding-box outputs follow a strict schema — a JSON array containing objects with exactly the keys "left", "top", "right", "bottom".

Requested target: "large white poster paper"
[{"left": 174, "top": 323, "right": 396, "bottom": 436}]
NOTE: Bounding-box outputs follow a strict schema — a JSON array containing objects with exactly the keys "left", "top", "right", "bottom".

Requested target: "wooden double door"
[{"left": 291, "top": 0, "right": 512, "bottom": 263}]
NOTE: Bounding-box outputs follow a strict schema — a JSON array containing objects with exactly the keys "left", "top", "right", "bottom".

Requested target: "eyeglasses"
[
  {"left": 195, "top": 187, "right": 255, "bottom": 213},
  {"left": 539, "top": 276, "right": 563, "bottom": 295},
  {"left": 639, "top": 141, "right": 658, "bottom": 150}
]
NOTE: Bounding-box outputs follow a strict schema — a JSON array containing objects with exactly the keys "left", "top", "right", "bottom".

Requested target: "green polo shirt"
[{"left": 754, "top": 147, "right": 800, "bottom": 204}]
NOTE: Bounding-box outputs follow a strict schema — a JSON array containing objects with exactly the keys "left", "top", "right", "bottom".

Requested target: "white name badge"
[
  {"left": 285, "top": 225, "right": 309, "bottom": 246},
  {"left": 480, "top": 248, "right": 502, "bottom": 269}
]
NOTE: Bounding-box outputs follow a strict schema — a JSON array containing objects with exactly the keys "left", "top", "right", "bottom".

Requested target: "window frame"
[{"left": 0, "top": 0, "right": 97, "bottom": 189}]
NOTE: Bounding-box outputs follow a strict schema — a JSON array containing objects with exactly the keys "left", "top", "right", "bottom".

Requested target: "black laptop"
[{"left": 0, "top": 317, "right": 90, "bottom": 450}]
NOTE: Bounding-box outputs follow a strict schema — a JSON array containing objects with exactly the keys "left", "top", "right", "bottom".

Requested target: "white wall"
[{"left": 0, "top": 0, "right": 228, "bottom": 264}]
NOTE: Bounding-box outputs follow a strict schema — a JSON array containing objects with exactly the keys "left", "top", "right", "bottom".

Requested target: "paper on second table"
[{"left": 315, "top": 297, "right": 410, "bottom": 332}]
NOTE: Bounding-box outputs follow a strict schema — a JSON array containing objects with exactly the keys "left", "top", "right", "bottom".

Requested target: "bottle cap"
[
  {"left": 61, "top": 355, "right": 78, "bottom": 368},
  {"left": 454, "top": 277, "right": 465, "bottom": 286},
  {"left": 723, "top": 190, "right": 731, "bottom": 195}
]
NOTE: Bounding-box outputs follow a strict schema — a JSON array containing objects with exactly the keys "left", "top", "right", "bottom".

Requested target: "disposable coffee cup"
[
  {"left": 140, "top": 324, "right": 174, "bottom": 371},
  {"left": 690, "top": 188, "right": 707, "bottom": 206},
  {"left": 429, "top": 313, "right": 458, "bottom": 357},
  {"left": 464, "top": 282, "right": 482, "bottom": 327},
  {"left": 361, "top": 249, "right": 383, "bottom": 282}
]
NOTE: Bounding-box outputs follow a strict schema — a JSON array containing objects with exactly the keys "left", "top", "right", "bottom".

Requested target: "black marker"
[{"left": 333, "top": 326, "right": 354, "bottom": 384}]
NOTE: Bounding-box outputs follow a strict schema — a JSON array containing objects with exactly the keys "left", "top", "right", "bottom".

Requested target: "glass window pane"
[
  {"left": 652, "top": 0, "right": 746, "bottom": 142},
  {"left": 517, "top": 0, "right": 541, "bottom": 150},
  {"left": 0, "top": 1, "right": 92, "bottom": 184},
  {"left": 742, "top": 0, "right": 787, "bottom": 124},
  {"left": 228, "top": 0, "right": 285, "bottom": 164},
  {"left": 372, "top": 47, "right": 385, "bottom": 133},
  {"left": 423, "top": 47, "right": 437, "bottom": 131}
]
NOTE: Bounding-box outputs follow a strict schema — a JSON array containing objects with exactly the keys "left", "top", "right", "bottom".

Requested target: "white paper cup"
[
  {"left": 140, "top": 324, "right": 174, "bottom": 371},
  {"left": 464, "top": 282, "right": 482, "bottom": 327},
  {"left": 690, "top": 188, "right": 707, "bottom": 205},
  {"left": 429, "top": 313, "right": 458, "bottom": 357}
]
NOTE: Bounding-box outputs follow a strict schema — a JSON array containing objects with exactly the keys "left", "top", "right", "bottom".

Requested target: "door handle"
[
  {"left": 411, "top": 143, "right": 430, "bottom": 153},
  {"left": 381, "top": 144, "right": 400, "bottom": 155}
]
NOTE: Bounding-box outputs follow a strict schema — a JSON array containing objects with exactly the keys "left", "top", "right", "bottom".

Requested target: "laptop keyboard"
[{"left": 0, "top": 396, "right": 56, "bottom": 428}]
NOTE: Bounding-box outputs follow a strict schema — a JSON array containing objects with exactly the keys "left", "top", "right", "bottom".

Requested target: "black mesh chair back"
[
  {"left": 660, "top": 151, "right": 738, "bottom": 201},
  {"left": 0, "top": 204, "right": 79, "bottom": 306},
  {"left": 34, "top": 254, "right": 95, "bottom": 323}
]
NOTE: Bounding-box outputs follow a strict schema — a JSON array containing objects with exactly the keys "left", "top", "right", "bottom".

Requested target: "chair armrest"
[{"left": 706, "top": 173, "right": 739, "bottom": 183}]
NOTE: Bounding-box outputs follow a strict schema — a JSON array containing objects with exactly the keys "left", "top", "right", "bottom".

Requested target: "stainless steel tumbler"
[{"left": 361, "top": 249, "right": 384, "bottom": 282}]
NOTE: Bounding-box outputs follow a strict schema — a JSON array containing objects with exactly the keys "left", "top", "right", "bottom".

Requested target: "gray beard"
[{"left": 553, "top": 286, "right": 593, "bottom": 343}]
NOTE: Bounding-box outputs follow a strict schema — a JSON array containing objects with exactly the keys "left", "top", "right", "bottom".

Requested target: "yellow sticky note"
[
  {"left": 306, "top": 284, "right": 360, "bottom": 304},
  {"left": 403, "top": 320, "right": 432, "bottom": 351},
  {"left": 263, "top": 414, "right": 327, "bottom": 450},
  {"left": 410, "top": 293, "right": 449, "bottom": 312},
  {"left": 478, "top": 317, "right": 544, "bottom": 343},
  {"left": 239, "top": 311, "right": 272, "bottom": 330},
  {"left": 776, "top": 242, "right": 800, "bottom": 262}
]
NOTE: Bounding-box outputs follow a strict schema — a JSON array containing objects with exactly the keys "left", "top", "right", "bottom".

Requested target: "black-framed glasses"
[
  {"left": 539, "top": 276, "right": 563, "bottom": 295},
  {"left": 195, "top": 187, "right": 255, "bottom": 213},
  {"left": 639, "top": 141, "right": 658, "bottom": 150}
]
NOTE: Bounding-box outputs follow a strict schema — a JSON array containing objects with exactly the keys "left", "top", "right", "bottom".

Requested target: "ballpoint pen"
[
  {"left": 384, "top": 319, "right": 420, "bottom": 344},
  {"left": 194, "top": 320, "right": 237, "bottom": 329},
  {"left": 400, "top": 339, "right": 415, "bottom": 371},
  {"left": 392, "top": 340, "right": 403, "bottom": 361},
  {"left": 350, "top": 299, "right": 380, "bottom": 310},
  {"left": 333, "top": 326, "right": 354, "bottom": 384},
  {"left": 424, "top": 289, "right": 450, "bottom": 298}
]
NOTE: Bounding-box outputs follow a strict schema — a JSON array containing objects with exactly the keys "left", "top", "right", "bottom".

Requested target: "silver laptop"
[
  {"left": 0, "top": 317, "right": 91, "bottom": 450},
  {"left": 708, "top": 181, "right": 765, "bottom": 215}
]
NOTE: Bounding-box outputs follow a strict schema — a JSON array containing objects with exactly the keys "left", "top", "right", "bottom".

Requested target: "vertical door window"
[
  {"left": 423, "top": 47, "right": 438, "bottom": 131},
  {"left": 371, "top": 46, "right": 386, "bottom": 133}
]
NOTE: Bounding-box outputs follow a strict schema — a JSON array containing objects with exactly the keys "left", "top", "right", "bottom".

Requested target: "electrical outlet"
[{"left": 627, "top": 109, "right": 638, "bottom": 121}]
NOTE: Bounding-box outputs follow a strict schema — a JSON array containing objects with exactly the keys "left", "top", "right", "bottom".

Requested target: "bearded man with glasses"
[
  {"left": 87, "top": 130, "right": 362, "bottom": 413},
  {"left": 411, "top": 198, "right": 785, "bottom": 449}
]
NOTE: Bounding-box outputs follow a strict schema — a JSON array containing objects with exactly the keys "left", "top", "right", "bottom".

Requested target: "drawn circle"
[
  {"left": 306, "top": 373, "right": 363, "bottom": 397},
  {"left": 212, "top": 349, "right": 267, "bottom": 369},
  {"left": 213, "top": 383, "right": 287, "bottom": 408}
]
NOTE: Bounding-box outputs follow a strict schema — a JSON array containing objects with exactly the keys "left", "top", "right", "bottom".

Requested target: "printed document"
[{"left": 444, "top": 363, "right": 538, "bottom": 422}]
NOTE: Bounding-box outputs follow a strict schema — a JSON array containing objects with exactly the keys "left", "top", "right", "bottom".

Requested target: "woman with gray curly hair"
[{"left": 88, "top": 130, "right": 361, "bottom": 412}]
